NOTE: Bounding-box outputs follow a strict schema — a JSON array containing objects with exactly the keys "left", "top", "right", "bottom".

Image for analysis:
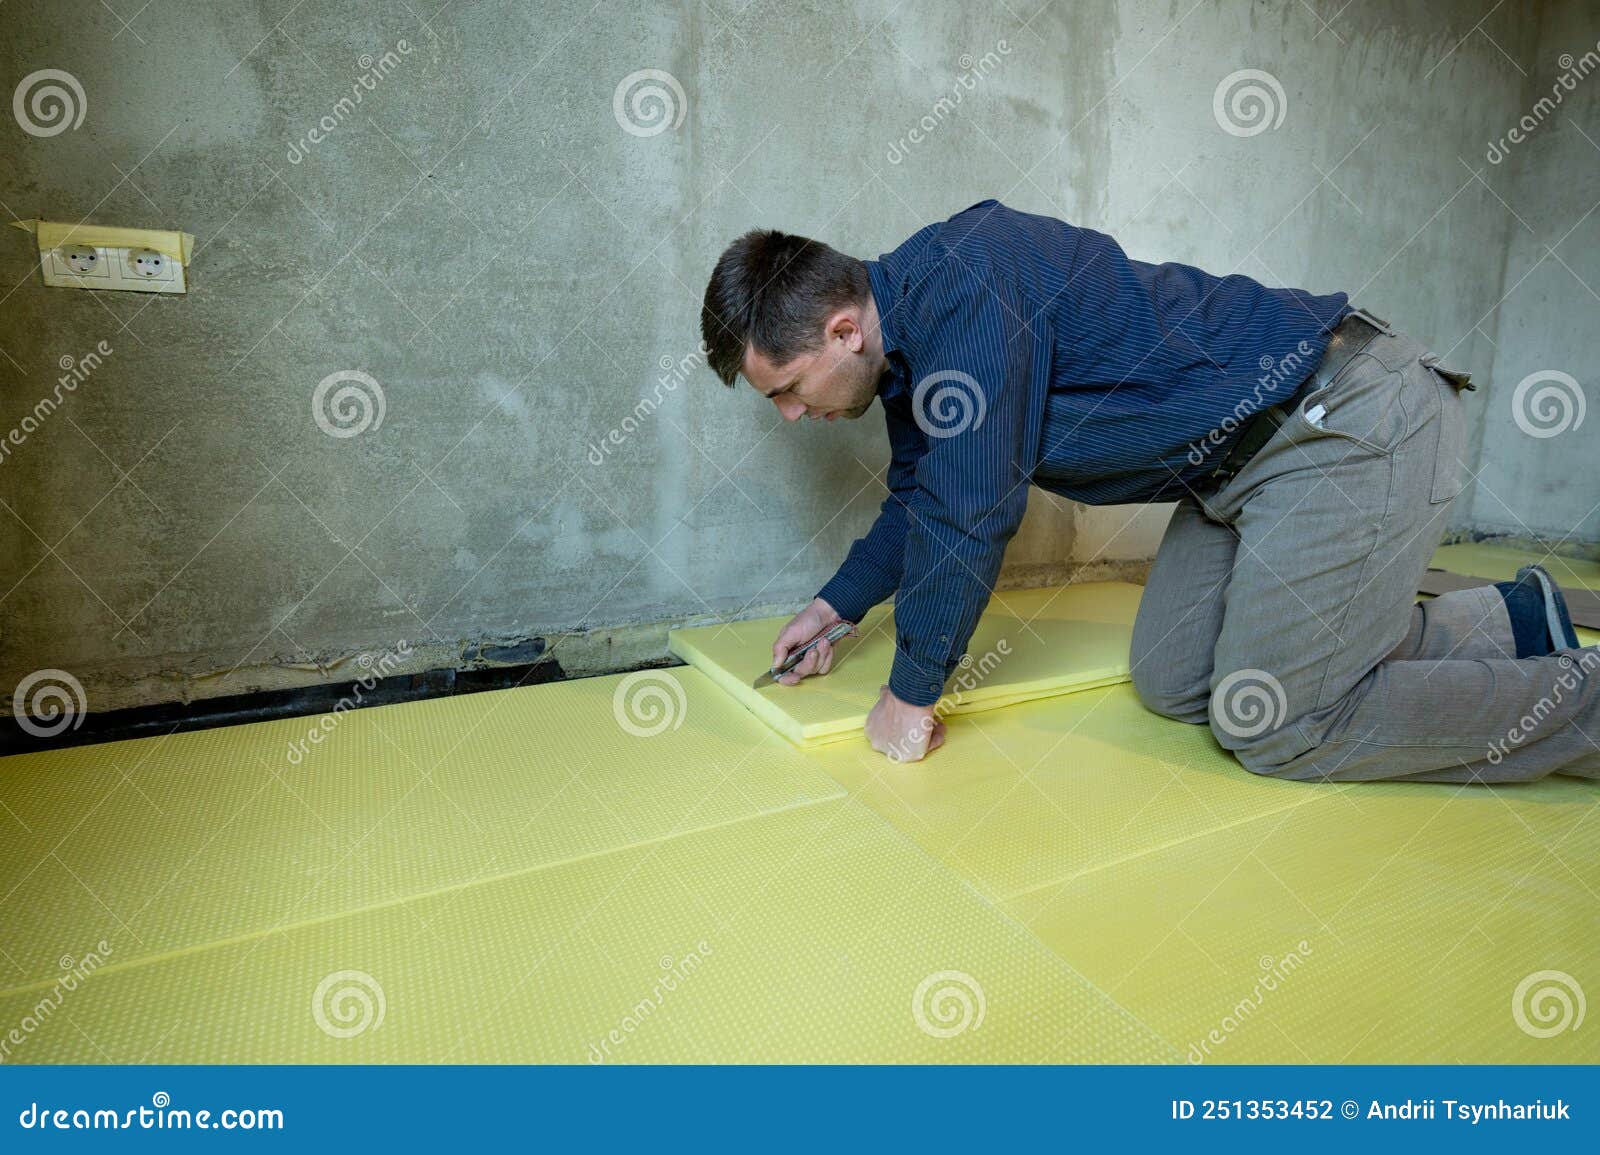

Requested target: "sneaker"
[{"left": 1494, "top": 564, "right": 1582, "bottom": 656}]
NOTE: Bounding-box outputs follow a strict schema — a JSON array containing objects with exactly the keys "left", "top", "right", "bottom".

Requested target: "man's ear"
[{"left": 823, "top": 307, "right": 865, "bottom": 353}]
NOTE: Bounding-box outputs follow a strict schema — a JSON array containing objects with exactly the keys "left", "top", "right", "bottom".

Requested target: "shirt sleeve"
[
  {"left": 814, "top": 393, "right": 926, "bottom": 623},
  {"left": 885, "top": 262, "right": 1050, "bottom": 707}
]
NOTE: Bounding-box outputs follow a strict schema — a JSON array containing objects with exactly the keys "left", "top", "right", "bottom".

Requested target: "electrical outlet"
[
  {"left": 125, "top": 247, "right": 169, "bottom": 280},
  {"left": 42, "top": 243, "right": 186, "bottom": 294},
  {"left": 61, "top": 244, "right": 105, "bottom": 276}
]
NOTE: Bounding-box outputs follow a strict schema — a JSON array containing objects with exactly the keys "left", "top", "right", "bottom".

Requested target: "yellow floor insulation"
[
  {"left": 1, "top": 544, "right": 1595, "bottom": 1062},
  {"left": 668, "top": 581, "right": 1142, "bottom": 745}
]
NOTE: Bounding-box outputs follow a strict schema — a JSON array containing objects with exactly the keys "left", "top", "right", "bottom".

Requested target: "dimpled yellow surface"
[
  {"left": 0, "top": 800, "right": 1177, "bottom": 1063},
  {"left": 668, "top": 582, "right": 1142, "bottom": 746},
  {"left": 1004, "top": 780, "right": 1600, "bottom": 1063},
  {"left": 3, "top": 548, "right": 1596, "bottom": 1063},
  {"left": 0, "top": 667, "right": 844, "bottom": 989},
  {"left": 803, "top": 683, "right": 1321, "bottom": 900},
  {"left": 1432, "top": 542, "right": 1600, "bottom": 590}
]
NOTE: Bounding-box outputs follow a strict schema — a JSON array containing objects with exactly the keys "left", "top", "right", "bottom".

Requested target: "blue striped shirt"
[{"left": 817, "top": 199, "right": 1349, "bottom": 707}]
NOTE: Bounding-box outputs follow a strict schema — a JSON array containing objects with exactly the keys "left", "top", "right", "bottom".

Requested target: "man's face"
[{"left": 740, "top": 311, "right": 879, "bottom": 423}]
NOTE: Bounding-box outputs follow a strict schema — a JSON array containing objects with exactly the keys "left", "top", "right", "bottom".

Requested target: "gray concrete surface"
[
  {"left": 1456, "top": 0, "right": 1599, "bottom": 547},
  {"left": 0, "top": 0, "right": 1591, "bottom": 711}
]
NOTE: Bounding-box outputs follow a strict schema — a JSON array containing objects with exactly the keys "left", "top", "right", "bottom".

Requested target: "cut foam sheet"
[
  {"left": 670, "top": 581, "right": 1143, "bottom": 746},
  {"left": 0, "top": 801, "right": 1180, "bottom": 1064},
  {"left": 0, "top": 667, "right": 842, "bottom": 989},
  {"left": 805, "top": 682, "right": 1319, "bottom": 900},
  {"left": 1004, "top": 778, "right": 1600, "bottom": 1063}
]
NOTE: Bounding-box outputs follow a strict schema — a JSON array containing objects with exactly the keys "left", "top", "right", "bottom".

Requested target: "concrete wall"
[
  {"left": 1457, "top": 0, "right": 1599, "bottom": 547},
  {"left": 0, "top": 0, "right": 1579, "bottom": 711}
]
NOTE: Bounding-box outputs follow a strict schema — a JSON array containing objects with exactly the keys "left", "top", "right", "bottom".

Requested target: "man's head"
[{"left": 700, "top": 229, "right": 884, "bottom": 422}]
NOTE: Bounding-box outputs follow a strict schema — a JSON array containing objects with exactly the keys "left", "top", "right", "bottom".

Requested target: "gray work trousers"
[{"left": 1129, "top": 319, "right": 1600, "bottom": 783}]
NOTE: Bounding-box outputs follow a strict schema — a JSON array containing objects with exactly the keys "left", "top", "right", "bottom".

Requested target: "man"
[{"left": 699, "top": 199, "right": 1598, "bottom": 783}]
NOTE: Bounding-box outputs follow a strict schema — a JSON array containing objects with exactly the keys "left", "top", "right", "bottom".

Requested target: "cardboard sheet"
[{"left": 1427, "top": 543, "right": 1600, "bottom": 643}]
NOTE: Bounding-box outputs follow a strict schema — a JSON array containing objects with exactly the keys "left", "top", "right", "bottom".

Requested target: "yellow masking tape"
[{"left": 11, "top": 218, "right": 195, "bottom": 265}]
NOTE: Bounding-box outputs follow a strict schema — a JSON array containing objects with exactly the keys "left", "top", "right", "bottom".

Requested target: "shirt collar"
[{"left": 866, "top": 259, "right": 909, "bottom": 402}]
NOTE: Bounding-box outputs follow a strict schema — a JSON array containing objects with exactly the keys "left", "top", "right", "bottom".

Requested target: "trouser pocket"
[{"left": 1290, "top": 351, "right": 1408, "bottom": 454}]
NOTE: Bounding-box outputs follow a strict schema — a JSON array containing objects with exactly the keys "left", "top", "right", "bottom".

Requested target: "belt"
[{"left": 1202, "top": 306, "right": 1391, "bottom": 490}]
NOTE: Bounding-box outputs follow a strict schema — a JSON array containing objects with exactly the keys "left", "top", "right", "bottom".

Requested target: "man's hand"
[
  {"left": 771, "top": 596, "right": 842, "bottom": 685},
  {"left": 865, "top": 685, "right": 946, "bottom": 762}
]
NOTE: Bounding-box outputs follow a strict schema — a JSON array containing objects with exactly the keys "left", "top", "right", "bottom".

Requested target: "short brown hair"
[{"left": 700, "top": 229, "right": 869, "bottom": 387}]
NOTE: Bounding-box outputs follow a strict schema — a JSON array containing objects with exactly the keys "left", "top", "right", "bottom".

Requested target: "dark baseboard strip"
[{"left": 0, "top": 657, "right": 595, "bottom": 758}]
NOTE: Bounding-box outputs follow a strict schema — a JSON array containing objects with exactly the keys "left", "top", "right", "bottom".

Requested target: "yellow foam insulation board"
[
  {"left": 1432, "top": 542, "right": 1600, "bottom": 589},
  {"left": 0, "top": 800, "right": 1179, "bottom": 1063},
  {"left": 669, "top": 581, "right": 1143, "bottom": 747},
  {"left": 806, "top": 682, "right": 1320, "bottom": 900},
  {"left": 3, "top": 543, "right": 1593, "bottom": 1063},
  {"left": 1430, "top": 543, "right": 1599, "bottom": 645},
  {"left": 1005, "top": 779, "right": 1600, "bottom": 1063},
  {"left": 0, "top": 667, "right": 843, "bottom": 989}
]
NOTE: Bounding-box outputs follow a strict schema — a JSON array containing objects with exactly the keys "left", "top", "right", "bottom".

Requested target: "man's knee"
[
  {"left": 1205, "top": 667, "right": 1308, "bottom": 769},
  {"left": 1220, "top": 733, "right": 1297, "bottom": 777},
  {"left": 1131, "top": 664, "right": 1210, "bottom": 725}
]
